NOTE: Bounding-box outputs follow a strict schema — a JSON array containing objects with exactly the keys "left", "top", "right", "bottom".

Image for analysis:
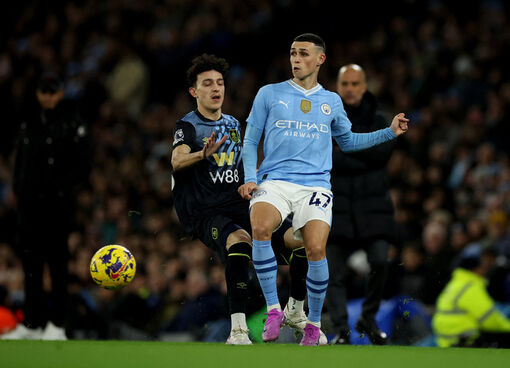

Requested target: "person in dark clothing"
[
  {"left": 2, "top": 72, "right": 91, "bottom": 341},
  {"left": 327, "top": 64, "right": 397, "bottom": 345}
]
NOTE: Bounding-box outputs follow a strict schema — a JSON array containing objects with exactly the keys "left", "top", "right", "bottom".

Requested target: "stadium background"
[{"left": 1, "top": 0, "right": 510, "bottom": 345}]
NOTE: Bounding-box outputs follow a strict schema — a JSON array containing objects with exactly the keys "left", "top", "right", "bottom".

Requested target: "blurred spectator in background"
[
  {"left": 327, "top": 64, "right": 396, "bottom": 345},
  {"left": 420, "top": 219, "right": 456, "bottom": 305},
  {"left": 2, "top": 72, "right": 91, "bottom": 340},
  {"left": 486, "top": 210, "right": 510, "bottom": 258},
  {"left": 483, "top": 210, "right": 510, "bottom": 303},
  {"left": 397, "top": 242, "right": 427, "bottom": 300},
  {"left": 106, "top": 44, "right": 149, "bottom": 119},
  {"left": 433, "top": 245, "right": 510, "bottom": 348},
  {"left": 161, "top": 269, "right": 224, "bottom": 334}
]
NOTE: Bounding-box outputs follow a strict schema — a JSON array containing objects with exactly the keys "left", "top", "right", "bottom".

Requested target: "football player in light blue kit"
[{"left": 238, "top": 33, "right": 409, "bottom": 346}]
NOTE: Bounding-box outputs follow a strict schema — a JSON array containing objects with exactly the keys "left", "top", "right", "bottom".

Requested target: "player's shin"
[
  {"left": 284, "top": 247, "right": 308, "bottom": 329},
  {"left": 226, "top": 242, "right": 251, "bottom": 331},
  {"left": 306, "top": 258, "right": 329, "bottom": 326},
  {"left": 289, "top": 246, "right": 307, "bottom": 302},
  {"left": 252, "top": 239, "right": 280, "bottom": 310},
  {"left": 253, "top": 239, "right": 286, "bottom": 342}
]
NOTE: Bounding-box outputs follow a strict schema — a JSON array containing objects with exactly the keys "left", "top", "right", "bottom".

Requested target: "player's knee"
[
  {"left": 284, "top": 228, "right": 303, "bottom": 250},
  {"left": 226, "top": 241, "right": 252, "bottom": 259},
  {"left": 305, "top": 242, "right": 325, "bottom": 261},
  {"left": 226, "top": 229, "right": 251, "bottom": 250},
  {"left": 251, "top": 221, "right": 274, "bottom": 241}
]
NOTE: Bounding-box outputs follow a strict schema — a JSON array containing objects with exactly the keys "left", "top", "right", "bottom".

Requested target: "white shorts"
[{"left": 249, "top": 180, "right": 333, "bottom": 240}]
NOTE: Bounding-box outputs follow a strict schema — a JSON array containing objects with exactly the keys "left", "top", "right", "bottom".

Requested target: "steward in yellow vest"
[{"left": 433, "top": 246, "right": 510, "bottom": 348}]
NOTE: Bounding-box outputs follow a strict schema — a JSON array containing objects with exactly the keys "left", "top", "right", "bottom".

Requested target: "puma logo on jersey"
[{"left": 278, "top": 100, "right": 289, "bottom": 109}]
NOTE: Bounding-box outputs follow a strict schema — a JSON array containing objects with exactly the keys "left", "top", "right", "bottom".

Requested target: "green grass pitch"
[{"left": 1, "top": 340, "right": 509, "bottom": 368}]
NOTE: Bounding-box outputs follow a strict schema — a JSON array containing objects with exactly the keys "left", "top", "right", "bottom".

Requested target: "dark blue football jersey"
[{"left": 171, "top": 110, "right": 248, "bottom": 233}]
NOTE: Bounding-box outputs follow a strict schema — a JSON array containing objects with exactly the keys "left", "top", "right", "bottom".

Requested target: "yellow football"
[{"left": 90, "top": 245, "right": 136, "bottom": 289}]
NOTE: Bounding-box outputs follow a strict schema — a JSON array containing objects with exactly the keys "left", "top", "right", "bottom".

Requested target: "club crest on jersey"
[
  {"left": 212, "top": 227, "right": 219, "bottom": 240},
  {"left": 321, "top": 103, "right": 331, "bottom": 115},
  {"left": 300, "top": 100, "right": 312, "bottom": 114},
  {"left": 252, "top": 189, "right": 267, "bottom": 199},
  {"left": 229, "top": 129, "right": 240, "bottom": 143},
  {"left": 202, "top": 137, "right": 209, "bottom": 145}
]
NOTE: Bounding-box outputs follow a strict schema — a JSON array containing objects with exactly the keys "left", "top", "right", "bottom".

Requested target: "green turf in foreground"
[{"left": 1, "top": 340, "right": 509, "bottom": 368}]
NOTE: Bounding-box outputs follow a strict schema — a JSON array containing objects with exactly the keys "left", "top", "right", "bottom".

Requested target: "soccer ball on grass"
[{"left": 90, "top": 245, "right": 136, "bottom": 289}]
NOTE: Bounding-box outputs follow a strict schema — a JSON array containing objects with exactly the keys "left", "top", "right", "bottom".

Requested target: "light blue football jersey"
[{"left": 244, "top": 80, "right": 395, "bottom": 190}]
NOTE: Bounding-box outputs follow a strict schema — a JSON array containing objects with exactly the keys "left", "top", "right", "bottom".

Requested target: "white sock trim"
[
  {"left": 267, "top": 303, "right": 281, "bottom": 312},
  {"left": 307, "top": 320, "right": 321, "bottom": 328},
  {"left": 231, "top": 313, "right": 247, "bottom": 331},
  {"left": 287, "top": 296, "right": 304, "bottom": 312}
]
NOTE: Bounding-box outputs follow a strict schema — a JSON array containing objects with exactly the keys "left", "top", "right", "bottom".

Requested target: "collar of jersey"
[
  {"left": 195, "top": 109, "right": 223, "bottom": 125},
  {"left": 287, "top": 79, "right": 323, "bottom": 96}
]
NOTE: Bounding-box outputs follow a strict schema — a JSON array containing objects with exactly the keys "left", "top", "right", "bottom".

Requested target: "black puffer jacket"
[{"left": 330, "top": 92, "right": 397, "bottom": 243}]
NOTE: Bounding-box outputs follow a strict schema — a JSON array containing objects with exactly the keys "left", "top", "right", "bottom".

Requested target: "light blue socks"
[
  {"left": 306, "top": 258, "right": 329, "bottom": 323},
  {"left": 252, "top": 239, "right": 279, "bottom": 306}
]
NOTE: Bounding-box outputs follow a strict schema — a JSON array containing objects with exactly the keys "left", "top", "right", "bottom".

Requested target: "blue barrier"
[{"left": 340, "top": 295, "right": 432, "bottom": 345}]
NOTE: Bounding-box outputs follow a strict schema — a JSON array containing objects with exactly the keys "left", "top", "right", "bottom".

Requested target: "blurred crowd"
[{"left": 1, "top": 0, "right": 510, "bottom": 342}]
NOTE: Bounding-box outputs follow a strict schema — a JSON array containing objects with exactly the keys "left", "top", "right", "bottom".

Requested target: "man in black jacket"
[
  {"left": 327, "top": 64, "right": 396, "bottom": 345},
  {"left": 2, "top": 72, "right": 91, "bottom": 340}
]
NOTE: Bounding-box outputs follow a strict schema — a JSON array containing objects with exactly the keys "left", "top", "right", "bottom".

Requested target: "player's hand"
[
  {"left": 390, "top": 113, "right": 409, "bottom": 136},
  {"left": 202, "top": 132, "right": 228, "bottom": 159},
  {"left": 238, "top": 182, "right": 258, "bottom": 200}
]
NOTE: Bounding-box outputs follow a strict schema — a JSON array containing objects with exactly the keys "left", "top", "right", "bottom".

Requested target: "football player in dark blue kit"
[{"left": 171, "top": 54, "right": 315, "bottom": 344}]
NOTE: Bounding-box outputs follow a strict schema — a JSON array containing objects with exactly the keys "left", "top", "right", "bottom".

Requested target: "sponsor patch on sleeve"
[{"left": 173, "top": 129, "right": 184, "bottom": 146}]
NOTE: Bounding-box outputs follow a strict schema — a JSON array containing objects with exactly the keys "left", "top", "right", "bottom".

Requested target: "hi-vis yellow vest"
[{"left": 433, "top": 268, "right": 510, "bottom": 347}]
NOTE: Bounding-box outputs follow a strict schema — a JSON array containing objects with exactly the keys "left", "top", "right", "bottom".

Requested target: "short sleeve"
[
  {"left": 246, "top": 86, "right": 270, "bottom": 130},
  {"left": 172, "top": 120, "right": 196, "bottom": 149}
]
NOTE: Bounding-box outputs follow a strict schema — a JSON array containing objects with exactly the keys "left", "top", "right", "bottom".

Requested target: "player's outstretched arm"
[
  {"left": 390, "top": 113, "right": 409, "bottom": 136},
  {"left": 171, "top": 132, "right": 227, "bottom": 171},
  {"left": 335, "top": 112, "right": 409, "bottom": 153}
]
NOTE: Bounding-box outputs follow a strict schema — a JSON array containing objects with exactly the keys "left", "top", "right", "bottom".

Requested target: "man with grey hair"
[{"left": 327, "top": 64, "right": 397, "bottom": 345}]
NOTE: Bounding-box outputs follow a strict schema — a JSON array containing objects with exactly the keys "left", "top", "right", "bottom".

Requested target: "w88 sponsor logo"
[{"left": 209, "top": 169, "right": 239, "bottom": 184}]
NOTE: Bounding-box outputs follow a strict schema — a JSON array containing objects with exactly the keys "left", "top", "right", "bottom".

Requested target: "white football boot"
[
  {"left": 283, "top": 303, "right": 328, "bottom": 345},
  {"left": 1, "top": 324, "right": 43, "bottom": 340},
  {"left": 41, "top": 321, "right": 67, "bottom": 341},
  {"left": 226, "top": 329, "right": 252, "bottom": 345}
]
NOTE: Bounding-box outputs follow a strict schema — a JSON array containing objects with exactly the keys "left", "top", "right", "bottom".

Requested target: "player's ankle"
[
  {"left": 307, "top": 320, "right": 321, "bottom": 328},
  {"left": 287, "top": 297, "right": 304, "bottom": 313},
  {"left": 268, "top": 303, "right": 281, "bottom": 312},
  {"left": 231, "top": 312, "right": 248, "bottom": 331}
]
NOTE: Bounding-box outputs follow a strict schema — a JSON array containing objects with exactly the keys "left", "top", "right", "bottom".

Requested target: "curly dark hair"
[{"left": 186, "top": 54, "right": 229, "bottom": 87}]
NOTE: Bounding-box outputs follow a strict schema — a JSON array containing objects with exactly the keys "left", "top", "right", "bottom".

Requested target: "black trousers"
[
  {"left": 326, "top": 238, "right": 389, "bottom": 332},
  {"left": 17, "top": 199, "right": 71, "bottom": 329},
  {"left": 469, "top": 332, "right": 510, "bottom": 348}
]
